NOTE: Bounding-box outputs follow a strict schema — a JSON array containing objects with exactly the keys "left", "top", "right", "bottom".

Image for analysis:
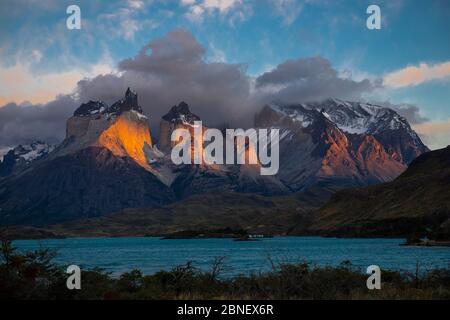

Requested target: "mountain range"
[
  {"left": 0, "top": 141, "right": 54, "bottom": 177},
  {"left": 0, "top": 88, "right": 429, "bottom": 227},
  {"left": 295, "top": 145, "right": 450, "bottom": 239},
  {"left": 2, "top": 146, "right": 448, "bottom": 240}
]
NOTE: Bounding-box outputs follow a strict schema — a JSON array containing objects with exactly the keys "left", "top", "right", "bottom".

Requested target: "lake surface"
[{"left": 13, "top": 237, "right": 450, "bottom": 276}]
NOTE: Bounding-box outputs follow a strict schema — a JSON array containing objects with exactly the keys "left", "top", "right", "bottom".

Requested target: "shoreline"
[
  {"left": 3, "top": 226, "right": 449, "bottom": 247},
  {"left": 401, "top": 240, "right": 450, "bottom": 247},
  {"left": 11, "top": 236, "right": 450, "bottom": 247},
  {"left": 9, "top": 232, "right": 409, "bottom": 242}
]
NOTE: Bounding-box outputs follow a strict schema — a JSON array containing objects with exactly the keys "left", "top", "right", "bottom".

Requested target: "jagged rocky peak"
[
  {"left": 273, "top": 103, "right": 323, "bottom": 127},
  {"left": 255, "top": 103, "right": 331, "bottom": 133},
  {"left": 125, "top": 87, "right": 138, "bottom": 106},
  {"left": 109, "top": 87, "right": 143, "bottom": 115},
  {"left": 253, "top": 99, "right": 428, "bottom": 190},
  {"left": 62, "top": 87, "right": 153, "bottom": 171},
  {"left": 74, "top": 101, "right": 108, "bottom": 117},
  {"left": 0, "top": 147, "right": 12, "bottom": 162},
  {"left": 316, "top": 98, "right": 428, "bottom": 163},
  {"left": 73, "top": 88, "right": 145, "bottom": 118},
  {"left": 314, "top": 98, "right": 408, "bottom": 135},
  {"left": 8, "top": 141, "right": 54, "bottom": 163},
  {"left": 258, "top": 99, "right": 428, "bottom": 164},
  {"left": 260, "top": 98, "right": 415, "bottom": 134},
  {"left": 0, "top": 141, "right": 55, "bottom": 177},
  {"left": 162, "top": 101, "right": 200, "bottom": 125},
  {"left": 158, "top": 102, "right": 201, "bottom": 153}
]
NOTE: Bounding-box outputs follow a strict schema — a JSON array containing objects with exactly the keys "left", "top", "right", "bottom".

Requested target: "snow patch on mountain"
[
  {"left": 12, "top": 142, "right": 55, "bottom": 163},
  {"left": 73, "top": 87, "right": 144, "bottom": 120},
  {"left": 310, "top": 99, "right": 408, "bottom": 135},
  {"left": 74, "top": 101, "right": 108, "bottom": 117},
  {"left": 131, "top": 110, "right": 148, "bottom": 121},
  {"left": 0, "top": 147, "right": 12, "bottom": 162},
  {"left": 269, "top": 103, "right": 316, "bottom": 128},
  {"left": 267, "top": 99, "right": 425, "bottom": 149},
  {"left": 162, "top": 102, "right": 201, "bottom": 126}
]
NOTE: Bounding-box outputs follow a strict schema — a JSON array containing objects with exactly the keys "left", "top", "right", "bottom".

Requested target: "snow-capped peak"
[
  {"left": 10, "top": 141, "right": 54, "bottom": 163},
  {"left": 125, "top": 87, "right": 137, "bottom": 97},
  {"left": 73, "top": 88, "right": 145, "bottom": 118},
  {"left": 74, "top": 101, "right": 108, "bottom": 117},
  {"left": 263, "top": 99, "right": 427, "bottom": 154},
  {"left": 299, "top": 98, "right": 413, "bottom": 136},
  {"left": 267, "top": 103, "right": 320, "bottom": 128},
  {"left": 0, "top": 147, "right": 12, "bottom": 162},
  {"left": 162, "top": 102, "right": 201, "bottom": 125}
]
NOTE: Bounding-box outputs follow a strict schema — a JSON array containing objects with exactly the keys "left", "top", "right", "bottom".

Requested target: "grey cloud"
[
  {"left": 255, "top": 56, "right": 375, "bottom": 104},
  {"left": 394, "top": 104, "right": 429, "bottom": 124},
  {"left": 76, "top": 74, "right": 127, "bottom": 105},
  {"left": 118, "top": 29, "right": 206, "bottom": 74},
  {"left": 0, "top": 95, "right": 77, "bottom": 147},
  {"left": 95, "top": 28, "right": 253, "bottom": 131},
  {"left": 0, "top": 29, "right": 384, "bottom": 147},
  {"left": 0, "top": 29, "right": 254, "bottom": 148},
  {"left": 256, "top": 57, "right": 334, "bottom": 87},
  {"left": 373, "top": 101, "right": 429, "bottom": 125}
]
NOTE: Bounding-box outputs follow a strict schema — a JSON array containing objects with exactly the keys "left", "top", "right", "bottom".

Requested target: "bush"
[{"left": 1, "top": 239, "right": 449, "bottom": 300}]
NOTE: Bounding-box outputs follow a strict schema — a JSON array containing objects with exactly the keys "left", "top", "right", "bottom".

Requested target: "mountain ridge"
[
  {"left": 254, "top": 100, "right": 419, "bottom": 191},
  {"left": 0, "top": 141, "right": 55, "bottom": 177},
  {"left": 293, "top": 146, "right": 450, "bottom": 239},
  {"left": 0, "top": 90, "right": 430, "bottom": 226}
]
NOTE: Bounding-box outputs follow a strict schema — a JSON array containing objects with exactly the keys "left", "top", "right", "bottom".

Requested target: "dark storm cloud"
[
  {"left": 255, "top": 56, "right": 375, "bottom": 104},
  {"left": 1, "top": 29, "right": 382, "bottom": 147},
  {"left": 0, "top": 95, "right": 77, "bottom": 147},
  {"left": 118, "top": 28, "right": 206, "bottom": 74},
  {"left": 82, "top": 28, "right": 254, "bottom": 131},
  {"left": 76, "top": 74, "right": 127, "bottom": 105}
]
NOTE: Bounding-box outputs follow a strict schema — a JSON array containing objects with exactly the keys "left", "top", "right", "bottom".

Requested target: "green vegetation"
[{"left": 1, "top": 240, "right": 449, "bottom": 300}]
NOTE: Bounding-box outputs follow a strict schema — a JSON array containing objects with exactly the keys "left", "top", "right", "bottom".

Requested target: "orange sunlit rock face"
[
  {"left": 98, "top": 111, "right": 152, "bottom": 169},
  {"left": 242, "top": 140, "right": 259, "bottom": 165}
]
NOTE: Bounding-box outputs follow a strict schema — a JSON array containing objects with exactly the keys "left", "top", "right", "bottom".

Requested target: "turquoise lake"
[{"left": 13, "top": 237, "right": 450, "bottom": 276}]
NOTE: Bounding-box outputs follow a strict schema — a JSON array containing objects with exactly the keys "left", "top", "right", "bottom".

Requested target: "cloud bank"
[
  {"left": 0, "top": 96, "right": 77, "bottom": 147},
  {"left": 0, "top": 28, "right": 426, "bottom": 149},
  {"left": 255, "top": 56, "right": 376, "bottom": 104}
]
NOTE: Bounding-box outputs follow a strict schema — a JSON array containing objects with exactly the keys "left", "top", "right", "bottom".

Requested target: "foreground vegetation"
[{"left": 1, "top": 240, "right": 449, "bottom": 300}]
